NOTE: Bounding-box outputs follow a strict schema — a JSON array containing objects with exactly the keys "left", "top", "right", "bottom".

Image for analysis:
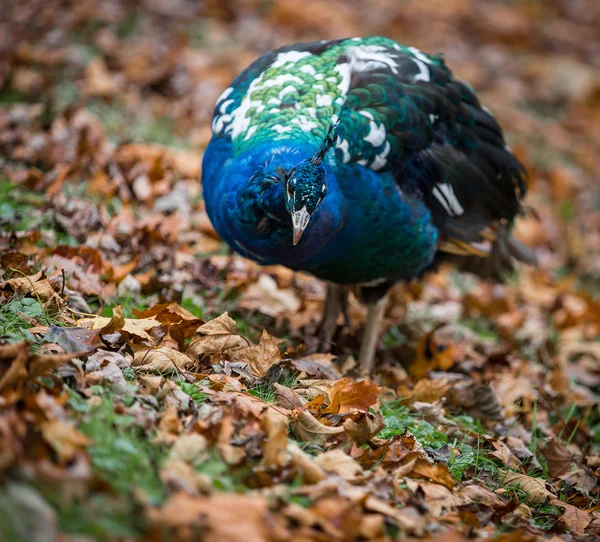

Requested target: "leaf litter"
[{"left": 1, "top": 0, "right": 599, "bottom": 540}]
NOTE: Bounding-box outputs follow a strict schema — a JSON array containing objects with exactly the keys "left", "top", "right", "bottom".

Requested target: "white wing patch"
[
  {"left": 347, "top": 45, "right": 399, "bottom": 75},
  {"left": 407, "top": 47, "right": 431, "bottom": 83},
  {"left": 432, "top": 183, "right": 464, "bottom": 216}
]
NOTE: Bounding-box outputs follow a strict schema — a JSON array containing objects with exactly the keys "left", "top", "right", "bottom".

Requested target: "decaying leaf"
[
  {"left": 229, "top": 329, "right": 281, "bottom": 378},
  {"left": 78, "top": 305, "right": 161, "bottom": 341},
  {"left": 324, "top": 378, "right": 380, "bottom": 414},
  {"left": 0, "top": 342, "right": 81, "bottom": 390},
  {"left": 409, "top": 327, "right": 456, "bottom": 380},
  {"left": 499, "top": 470, "right": 554, "bottom": 504},
  {"left": 132, "top": 346, "right": 193, "bottom": 373},
  {"left": 291, "top": 410, "right": 344, "bottom": 444},
  {"left": 186, "top": 312, "right": 249, "bottom": 361},
  {"left": 551, "top": 498, "right": 593, "bottom": 535},
  {"left": 313, "top": 449, "right": 365, "bottom": 481}
]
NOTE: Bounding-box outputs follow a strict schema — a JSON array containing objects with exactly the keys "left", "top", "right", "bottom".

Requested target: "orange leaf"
[{"left": 323, "top": 378, "right": 380, "bottom": 415}]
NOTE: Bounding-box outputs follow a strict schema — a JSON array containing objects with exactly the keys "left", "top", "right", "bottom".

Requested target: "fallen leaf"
[
  {"left": 229, "top": 329, "right": 281, "bottom": 378},
  {"left": 290, "top": 353, "right": 341, "bottom": 380},
  {"left": 323, "top": 378, "right": 380, "bottom": 414},
  {"left": 409, "top": 327, "right": 456, "bottom": 380},
  {"left": 260, "top": 408, "right": 289, "bottom": 468},
  {"left": 186, "top": 312, "right": 249, "bottom": 361},
  {"left": 291, "top": 410, "right": 344, "bottom": 444},
  {"left": 132, "top": 346, "right": 193, "bottom": 373},
  {"left": 551, "top": 498, "right": 593, "bottom": 535},
  {"left": 499, "top": 470, "right": 554, "bottom": 504},
  {"left": 539, "top": 439, "right": 572, "bottom": 477},
  {"left": 238, "top": 274, "right": 300, "bottom": 316},
  {"left": 313, "top": 449, "right": 365, "bottom": 481},
  {"left": 78, "top": 305, "right": 161, "bottom": 341},
  {"left": 148, "top": 492, "right": 276, "bottom": 542},
  {"left": 40, "top": 421, "right": 89, "bottom": 463},
  {"left": 0, "top": 342, "right": 81, "bottom": 390}
]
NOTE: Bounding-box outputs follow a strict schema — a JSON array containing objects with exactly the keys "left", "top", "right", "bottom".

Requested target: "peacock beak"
[{"left": 292, "top": 206, "right": 311, "bottom": 245}]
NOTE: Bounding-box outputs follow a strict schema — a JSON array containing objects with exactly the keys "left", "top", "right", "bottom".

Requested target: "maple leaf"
[
  {"left": 229, "top": 329, "right": 281, "bottom": 378},
  {"left": 322, "top": 378, "right": 380, "bottom": 415}
]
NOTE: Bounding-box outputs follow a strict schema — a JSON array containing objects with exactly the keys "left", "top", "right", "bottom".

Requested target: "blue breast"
[{"left": 202, "top": 137, "right": 439, "bottom": 284}]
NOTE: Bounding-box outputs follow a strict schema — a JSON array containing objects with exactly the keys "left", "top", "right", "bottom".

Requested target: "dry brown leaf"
[
  {"left": 460, "top": 483, "right": 508, "bottom": 509},
  {"left": 78, "top": 305, "right": 161, "bottom": 341},
  {"left": 398, "top": 378, "right": 453, "bottom": 405},
  {"left": 551, "top": 498, "right": 593, "bottom": 535},
  {"left": 287, "top": 442, "right": 327, "bottom": 484},
  {"left": 364, "top": 496, "right": 426, "bottom": 535},
  {"left": 0, "top": 270, "right": 55, "bottom": 301},
  {"left": 260, "top": 409, "right": 289, "bottom": 468},
  {"left": 290, "top": 353, "right": 341, "bottom": 380},
  {"left": 499, "top": 470, "right": 554, "bottom": 503},
  {"left": 409, "top": 328, "right": 456, "bottom": 380},
  {"left": 40, "top": 420, "right": 90, "bottom": 463},
  {"left": 229, "top": 329, "right": 281, "bottom": 378},
  {"left": 133, "top": 303, "right": 204, "bottom": 339},
  {"left": 148, "top": 492, "right": 275, "bottom": 542},
  {"left": 291, "top": 410, "right": 344, "bottom": 444},
  {"left": 186, "top": 312, "right": 248, "bottom": 361},
  {"left": 407, "top": 457, "right": 456, "bottom": 490},
  {"left": 156, "top": 404, "right": 183, "bottom": 444},
  {"left": 238, "top": 274, "right": 300, "bottom": 316},
  {"left": 273, "top": 383, "right": 305, "bottom": 410},
  {"left": 0, "top": 342, "right": 81, "bottom": 390},
  {"left": 539, "top": 439, "right": 572, "bottom": 478},
  {"left": 312, "top": 449, "right": 365, "bottom": 481},
  {"left": 343, "top": 410, "right": 385, "bottom": 445},
  {"left": 132, "top": 346, "right": 193, "bottom": 373},
  {"left": 323, "top": 378, "right": 380, "bottom": 414},
  {"left": 405, "top": 480, "right": 464, "bottom": 517}
]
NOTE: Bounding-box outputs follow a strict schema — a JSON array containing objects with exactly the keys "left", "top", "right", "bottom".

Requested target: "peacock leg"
[
  {"left": 318, "top": 283, "right": 349, "bottom": 352},
  {"left": 359, "top": 293, "right": 388, "bottom": 373}
]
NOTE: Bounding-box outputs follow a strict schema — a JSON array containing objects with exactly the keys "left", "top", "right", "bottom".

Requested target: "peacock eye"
[{"left": 286, "top": 181, "right": 295, "bottom": 200}]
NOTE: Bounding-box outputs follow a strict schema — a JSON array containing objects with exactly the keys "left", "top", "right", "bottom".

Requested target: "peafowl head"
[{"left": 284, "top": 122, "right": 338, "bottom": 245}]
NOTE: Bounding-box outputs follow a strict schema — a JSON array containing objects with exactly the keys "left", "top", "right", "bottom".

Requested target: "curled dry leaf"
[
  {"left": 398, "top": 378, "right": 453, "bottom": 405},
  {"left": 405, "top": 480, "right": 464, "bottom": 517},
  {"left": 0, "top": 342, "right": 81, "bottom": 391},
  {"left": 499, "top": 470, "right": 554, "bottom": 504},
  {"left": 324, "top": 378, "right": 381, "bottom": 414},
  {"left": 148, "top": 492, "right": 275, "bottom": 542},
  {"left": 238, "top": 273, "right": 300, "bottom": 316},
  {"left": 551, "top": 498, "right": 593, "bottom": 535},
  {"left": 312, "top": 448, "right": 365, "bottom": 481},
  {"left": 409, "top": 328, "right": 456, "bottom": 380},
  {"left": 260, "top": 408, "right": 289, "bottom": 468},
  {"left": 290, "top": 353, "right": 341, "bottom": 380},
  {"left": 291, "top": 410, "right": 344, "bottom": 444},
  {"left": 343, "top": 410, "right": 385, "bottom": 445},
  {"left": 540, "top": 439, "right": 573, "bottom": 477},
  {"left": 273, "top": 382, "right": 305, "bottom": 410},
  {"left": 229, "top": 329, "right": 281, "bottom": 378},
  {"left": 405, "top": 457, "right": 456, "bottom": 490},
  {"left": 132, "top": 346, "right": 193, "bottom": 373},
  {"left": 78, "top": 305, "right": 161, "bottom": 342},
  {"left": 133, "top": 302, "right": 204, "bottom": 340},
  {"left": 186, "top": 312, "right": 248, "bottom": 362},
  {"left": 40, "top": 420, "right": 89, "bottom": 463},
  {"left": 287, "top": 442, "right": 327, "bottom": 484},
  {"left": 1, "top": 270, "right": 56, "bottom": 302}
]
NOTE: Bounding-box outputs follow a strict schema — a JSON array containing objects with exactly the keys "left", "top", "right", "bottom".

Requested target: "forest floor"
[{"left": 1, "top": 1, "right": 599, "bottom": 541}]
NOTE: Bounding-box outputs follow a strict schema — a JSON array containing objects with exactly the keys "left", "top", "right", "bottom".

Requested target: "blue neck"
[{"left": 225, "top": 141, "right": 345, "bottom": 266}]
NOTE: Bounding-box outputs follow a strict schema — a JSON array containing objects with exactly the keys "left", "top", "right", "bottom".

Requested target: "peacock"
[{"left": 202, "top": 37, "right": 535, "bottom": 373}]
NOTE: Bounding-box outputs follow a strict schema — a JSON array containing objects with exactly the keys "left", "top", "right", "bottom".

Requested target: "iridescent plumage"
[{"left": 202, "top": 37, "right": 534, "bottom": 371}]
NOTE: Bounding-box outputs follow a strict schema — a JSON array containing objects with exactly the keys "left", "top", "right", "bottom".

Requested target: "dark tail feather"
[{"left": 435, "top": 226, "right": 537, "bottom": 280}]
